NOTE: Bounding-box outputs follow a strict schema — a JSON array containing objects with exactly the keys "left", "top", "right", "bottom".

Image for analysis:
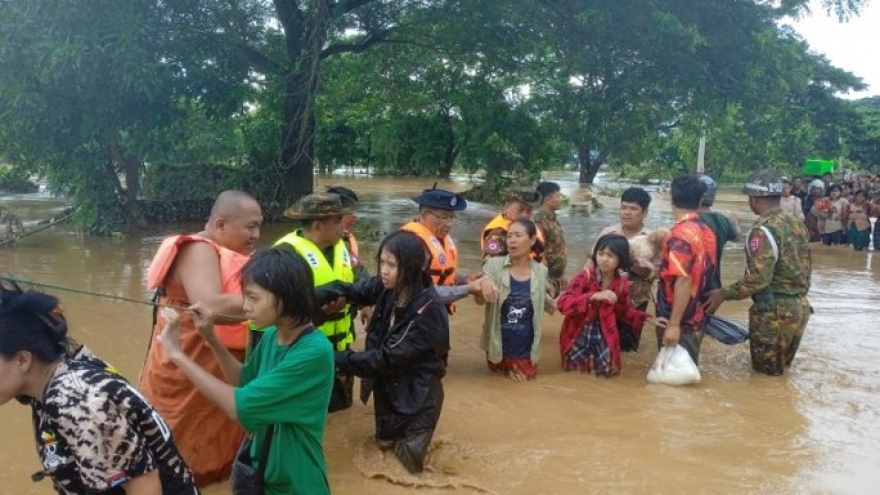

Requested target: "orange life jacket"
[
  {"left": 401, "top": 220, "right": 458, "bottom": 286},
  {"left": 146, "top": 234, "right": 250, "bottom": 350},
  {"left": 480, "top": 214, "right": 546, "bottom": 262}
]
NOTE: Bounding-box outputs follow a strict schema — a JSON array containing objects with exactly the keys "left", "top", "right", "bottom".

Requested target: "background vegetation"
[{"left": 1, "top": 0, "right": 878, "bottom": 231}]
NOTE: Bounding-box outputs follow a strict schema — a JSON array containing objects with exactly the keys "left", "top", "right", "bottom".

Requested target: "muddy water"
[{"left": 1, "top": 175, "right": 879, "bottom": 495}]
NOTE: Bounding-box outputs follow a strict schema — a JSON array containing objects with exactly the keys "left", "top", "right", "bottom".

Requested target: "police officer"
[
  {"left": 275, "top": 192, "right": 357, "bottom": 411},
  {"left": 401, "top": 187, "right": 486, "bottom": 309},
  {"left": 704, "top": 170, "right": 812, "bottom": 376}
]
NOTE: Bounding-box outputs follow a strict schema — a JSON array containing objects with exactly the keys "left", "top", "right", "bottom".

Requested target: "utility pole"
[{"left": 696, "top": 125, "right": 706, "bottom": 174}]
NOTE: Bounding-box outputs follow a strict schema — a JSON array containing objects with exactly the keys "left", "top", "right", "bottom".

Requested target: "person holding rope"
[
  {"left": 0, "top": 280, "right": 198, "bottom": 494},
  {"left": 139, "top": 190, "right": 263, "bottom": 486}
]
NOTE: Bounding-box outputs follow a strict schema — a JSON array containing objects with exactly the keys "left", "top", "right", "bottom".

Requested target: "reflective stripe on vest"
[
  {"left": 274, "top": 232, "right": 354, "bottom": 351},
  {"left": 401, "top": 221, "right": 458, "bottom": 287}
]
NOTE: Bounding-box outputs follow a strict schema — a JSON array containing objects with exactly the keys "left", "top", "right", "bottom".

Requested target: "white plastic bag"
[{"left": 647, "top": 345, "right": 701, "bottom": 385}]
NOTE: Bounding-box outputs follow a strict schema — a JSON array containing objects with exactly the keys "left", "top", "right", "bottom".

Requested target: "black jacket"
[{"left": 335, "top": 277, "right": 449, "bottom": 436}]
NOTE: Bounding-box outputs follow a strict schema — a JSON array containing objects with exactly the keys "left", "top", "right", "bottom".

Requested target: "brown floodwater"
[{"left": 1, "top": 174, "right": 879, "bottom": 495}]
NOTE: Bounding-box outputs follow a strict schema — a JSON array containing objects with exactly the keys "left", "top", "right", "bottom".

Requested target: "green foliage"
[{"left": 0, "top": 167, "right": 38, "bottom": 193}]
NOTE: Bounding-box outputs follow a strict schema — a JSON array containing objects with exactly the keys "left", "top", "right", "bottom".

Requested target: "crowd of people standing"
[{"left": 0, "top": 169, "right": 823, "bottom": 493}]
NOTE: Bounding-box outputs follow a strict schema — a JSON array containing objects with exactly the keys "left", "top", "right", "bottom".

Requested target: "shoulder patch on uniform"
[{"left": 748, "top": 233, "right": 763, "bottom": 255}]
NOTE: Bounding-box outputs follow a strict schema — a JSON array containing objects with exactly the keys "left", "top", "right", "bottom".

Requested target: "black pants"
[{"left": 619, "top": 301, "right": 649, "bottom": 352}]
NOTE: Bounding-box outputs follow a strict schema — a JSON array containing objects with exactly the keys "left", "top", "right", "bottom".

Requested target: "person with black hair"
[
  {"left": 157, "top": 248, "right": 333, "bottom": 495},
  {"left": 813, "top": 184, "right": 848, "bottom": 245},
  {"left": 0, "top": 280, "right": 197, "bottom": 494},
  {"left": 533, "top": 181, "right": 568, "bottom": 295},
  {"left": 696, "top": 174, "right": 742, "bottom": 292},
  {"left": 479, "top": 218, "right": 554, "bottom": 381},
  {"left": 655, "top": 175, "right": 717, "bottom": 365},
  {"left": 596, "top": 186, "right": 655, "bottom": 351},
  {"left": 335, "top": 230, "right": 450, "bottom": 474},
  {"left": 557, "top": 235, "right": 649, "bottom": 378},
  {"left": 325, "top": 185, "right": 374, "bottom": 331}
]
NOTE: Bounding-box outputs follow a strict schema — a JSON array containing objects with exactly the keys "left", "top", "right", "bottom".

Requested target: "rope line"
[{"left": 4, "top": 276, "right": 242, "bottom": 319}]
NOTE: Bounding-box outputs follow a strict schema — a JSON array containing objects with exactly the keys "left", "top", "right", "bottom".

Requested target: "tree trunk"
[
  {"left": 439, "top": 109, "right": 457, "bottom": 178},
  {"left": 578, "top": 145, "right": 605, "bottom": 184},
  {"left": 123, "top": 156, "right": 145, "bottom": 227}
]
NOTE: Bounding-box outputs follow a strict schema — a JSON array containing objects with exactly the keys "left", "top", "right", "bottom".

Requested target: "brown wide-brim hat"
[
  {"left": 283, "top": 193, "right": 356, "bottom": 219},
  {"left": 505, "top": 187, "right": 541, "bottom": 208}
]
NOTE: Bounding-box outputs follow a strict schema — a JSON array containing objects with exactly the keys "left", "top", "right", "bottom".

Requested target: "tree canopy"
[{"left": 0, "top": 0, "right": 876, "bottom": 230}]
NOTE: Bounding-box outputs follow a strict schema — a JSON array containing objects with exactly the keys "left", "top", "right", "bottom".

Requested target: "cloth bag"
[
  {"left": 647, "top": 345, "right": 701, "bottom": 385},
  {"left": 230, "top": 424, "right": 275, "bottom": 495},
  {"left": 704, "top": 315, "right": 749, "bottom": 345}
]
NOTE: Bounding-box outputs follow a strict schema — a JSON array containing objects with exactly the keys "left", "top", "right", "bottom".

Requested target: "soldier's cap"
[
  {"left": 742, "top": 169, "right": 785, "bottom": 197},
  {"left": 284, "top": 193, "right": 356, "bottom": 220},
  {"left": 326, "top": 186, "right": 359, "bottom": 203},
  {"left": 412, "top": 186, "right": 467, "bottom": 211},
  {"left": 505, "top": 187, "right": 541, "bottom": 208}
]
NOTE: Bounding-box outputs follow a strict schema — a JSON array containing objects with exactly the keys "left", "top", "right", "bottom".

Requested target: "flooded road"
[{"left": 1, "top": 174, "right": 879, "bottom": 494}]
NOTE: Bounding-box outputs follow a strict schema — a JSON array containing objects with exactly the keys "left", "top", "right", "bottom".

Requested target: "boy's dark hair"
[
  {"left": 536, "top": 181, "right": 561, "bottom": 204},
  {"left": 620, "top": 187, "right": 651, "bottom": 211},
  {"left": 855, "top": 189, "right": 868, "bottom": 198},
  {"left": 377, "top": 230, "right": 432, "bottom": 303},
  {"left": 511, "top": 216, "right": 537, "bottom": 238},
  {"left": 592, "top": 234, "right": 632, "bottom": 271},
  {"left": 670, "top": 174, "right": 706, "bottom": 210},
  {"left": 0, "top": 279, "right": 74, "bottom": 362},
  {"left": 240, "top": 248, "right": 316, "bottom": 326}
]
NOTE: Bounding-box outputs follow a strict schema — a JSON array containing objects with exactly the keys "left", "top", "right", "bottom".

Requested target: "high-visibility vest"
[
  {"left": 146, "top": 234, "right": 249, "bottom": 350},
  {"left": 401, "top": 221, "right": 459, "bottom": 286},
  {"left": 480, "top": 214, "right": 546, "bottom": 262},
  {"left": 274, "top": 231, "right": 354, "bottom": 351}
]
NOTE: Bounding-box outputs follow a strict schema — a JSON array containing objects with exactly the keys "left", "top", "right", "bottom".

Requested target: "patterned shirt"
[
  {"left": 656, "top": 213, "right": 717, "bottom": 332},
  {"left": 533, "top": 208, "right": 566, "bottom": 279},
  {"left": 30, "top": 347, "right": 197, "bottom": 495}
]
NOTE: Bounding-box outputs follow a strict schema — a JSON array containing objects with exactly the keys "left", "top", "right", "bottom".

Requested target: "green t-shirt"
[{"left": 234, "top": 327, "right": 333, "bottom": 495}]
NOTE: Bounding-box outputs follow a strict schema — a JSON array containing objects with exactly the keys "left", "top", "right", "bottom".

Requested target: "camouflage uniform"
[
  {"left": 720, "top": 170, "right": 812, "bottom": 376},
  {"left": 533, "top": 207, "right": 567, "bottom": 294}
]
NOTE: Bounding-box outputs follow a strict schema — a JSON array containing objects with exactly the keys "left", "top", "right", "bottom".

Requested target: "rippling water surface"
[{"left": 1, "top": 174, "right": 878, "bottom": 494}]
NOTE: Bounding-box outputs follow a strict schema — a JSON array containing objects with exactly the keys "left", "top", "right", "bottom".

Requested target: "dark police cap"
[
  {"left": 411, "top": 187, "right": 467, "bottom": 211},
  {"left": 325, "top": 186, "right": 359, "bottom": 211}
]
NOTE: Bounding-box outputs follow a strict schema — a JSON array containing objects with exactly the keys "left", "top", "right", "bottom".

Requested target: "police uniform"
[
  {"left": 719, "top": 170, "right": 812, "bottom": 376},
  {"left": 403, "top": 187, "right": 470, "bottom": 310},
  {"left": 276, "top": 192, "right": 358, "bottom": 411}
]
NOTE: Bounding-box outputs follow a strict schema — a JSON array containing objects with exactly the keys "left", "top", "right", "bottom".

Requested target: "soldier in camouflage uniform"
[
  {"left": 705, "top": 170, "right": 812, "bottom": 376},
  {"left": 533, "top": 181, "right": 567, "bottom": 295}
]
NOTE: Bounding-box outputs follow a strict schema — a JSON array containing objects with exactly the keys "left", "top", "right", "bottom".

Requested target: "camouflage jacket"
[
  {"left": 722, "top": 208, "right": 812, "bottom": 301},
  {"left": 533, "top": 208, "right": 567, "bottom": 278}
]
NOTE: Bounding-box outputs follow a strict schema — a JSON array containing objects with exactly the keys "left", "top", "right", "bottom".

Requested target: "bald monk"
[{"left": 139, "top": 190, "right": 263, "bottom": 486}]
